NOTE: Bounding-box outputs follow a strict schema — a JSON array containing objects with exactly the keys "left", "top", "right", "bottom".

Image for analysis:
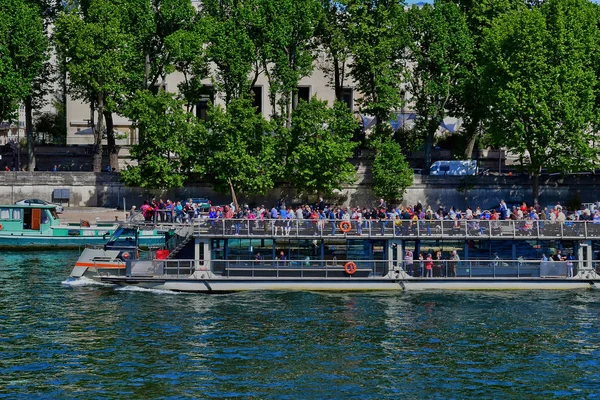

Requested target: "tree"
[
  {"left": 55, "top": 0, "right": 134, "bottom": 172},
  {"left": 286, "top": 98, "right": 358, "bottom": 195},
  {"left": 315, "top": 0, "right": 352, "bottom": 102},
  {"left": 203, "top": 98, "right": 279, "bottom": 196},
  {"left": 372, "top": 139, "right": 413, "bottom": 203},
  {"left": 346, "top": 0, "right": 407, "bottom": 141},
  {"left": 0, "top": 0, "right": 48, "bottom": 170},
  {"left": 203, "top": 0, "right": 263, "bottom": 105},
  {"left": 451, "top": 0, "right": 523, "bottom": 159},
  {"left": 260, "top": 0, "right": 322, "bottom": 126},
  {"left": 120, "top": 90, "right": 206, "bottom": 189},
  {"left": 482, "top": 0, "right": 600, "bottom": 199},
  {"left": 406, "top": 1, "right": 473, "bottom": 172}
]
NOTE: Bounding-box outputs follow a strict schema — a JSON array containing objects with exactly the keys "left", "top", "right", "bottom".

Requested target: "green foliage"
[
  {"left": 372, "top": 139, "right": 413, "bottom": 203},
  {"left": 0, "top": 0, "right": 48, "bottom": 121},
  {"left": 316, "top": 0, "right": 352, "bottom": 100},
  {"left": 406, "top": 1, "right": 474, "bottom": 170},
  {"left": 121, "top": 90, "right": 206, "bottom": 189},
  {"left": 34, "top": 110, "right": 66, "bottom": 144},
  {"left": 204, "top": 98, "right": 279, "bottom": 195},
  {"left": 55, "top": 1, "right": 133, "bottom": 106},
  {"left": 203, "top": 0, "right": 262, "bottom": 104},
  {"left": 346, "top": 0, "right": 407, "bottom": 139},
  {"left": 260, "top": 0, "right": 322, "bottom": 121},
  {"left": 482, "top": 0, "right": 600, "bottom": 198},
  {"left": 286, "top": 98, "right": 358, "bottom": 195}
]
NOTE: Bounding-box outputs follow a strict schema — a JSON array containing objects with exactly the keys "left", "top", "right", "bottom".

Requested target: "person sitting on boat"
[{"left": 254, "top": 252, "right": 262, "bottom": 264}]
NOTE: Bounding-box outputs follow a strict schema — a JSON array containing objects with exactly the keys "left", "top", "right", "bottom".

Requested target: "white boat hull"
[{"left": 97, "top": 275, "right": 598, "bottom": 293}]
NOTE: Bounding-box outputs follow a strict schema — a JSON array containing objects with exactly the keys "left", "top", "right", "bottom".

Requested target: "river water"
[{"left": 1, "top": 250, "right": 599, "bottom": 399}]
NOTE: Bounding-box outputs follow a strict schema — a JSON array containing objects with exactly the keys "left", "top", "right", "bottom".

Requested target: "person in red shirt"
[{"left": 425, "top": 253, "right": 433, "bottom": 278}]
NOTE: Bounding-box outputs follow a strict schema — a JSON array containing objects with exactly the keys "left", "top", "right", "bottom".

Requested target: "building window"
[
  {"left": 297, "top": 86, "right": 311, "bottom": 104},
  {"left": 196, "top": 86, "right": 215, "bottom": 121},
  {"left": 342, "top": 88, "right": 353, "bottom": 110},
  {"left": 252, "top": 86, "right": 263, "bottom": 115}
]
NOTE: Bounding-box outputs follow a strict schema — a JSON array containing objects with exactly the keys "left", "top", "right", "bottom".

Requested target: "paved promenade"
[{"left": 59, "top": 207, "right": 128, "bottom": 224}]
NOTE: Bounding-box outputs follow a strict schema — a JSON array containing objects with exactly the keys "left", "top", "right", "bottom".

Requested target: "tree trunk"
[
  {"left": 334, "top": 58, "right": 343, "bottom": 102},
  {"left": 104, "top": 111, "right": 119, "bottom": 172},
  {"left": 93, "top": 94, "right": 105, "bottom": 172},
  {"left": 532, "top": 172, "right": 540, "bottom": 201},
  {"left": 25, "top": 96, "right": 35, "bottom": 171},
  {"left": 285, "top": 92, "right": 292, "bottom": 129},
  {"left": 423, "top": 133, "right": 433, "bottom": 175},
  {"left": 463, "top": 119, "right": 479, "bottom": 160}
]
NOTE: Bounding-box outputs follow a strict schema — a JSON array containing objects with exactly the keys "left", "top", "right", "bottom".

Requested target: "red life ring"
[
  {"left": 0, "top": 224, "right": 3, "bottom": 231},
  {"left": 339, "top": 220, "right": 351, "bottom": 233},
  {"left": 344, "top": 261, "right": 357, "bottom": 275}
]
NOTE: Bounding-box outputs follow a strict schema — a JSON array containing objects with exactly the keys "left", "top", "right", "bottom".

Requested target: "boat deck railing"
[
  {"left": 122, "top": 219, "right": 600, "bottom": 240},
  {"left": 143, "top": 258, "right": 585, "bottom": 279}
]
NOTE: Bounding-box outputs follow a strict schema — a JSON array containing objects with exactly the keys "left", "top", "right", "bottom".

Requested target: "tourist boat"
[
  {"left": 0, "top": 204, "right": 164, "bottom": 249},
  {"left": 69, "top": 217, "right": 600, "bottom": 291}
]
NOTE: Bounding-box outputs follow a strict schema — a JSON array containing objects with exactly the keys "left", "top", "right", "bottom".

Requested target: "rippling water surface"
[{"left": 1, "top": 251, "right": 600, "bottom": 399}]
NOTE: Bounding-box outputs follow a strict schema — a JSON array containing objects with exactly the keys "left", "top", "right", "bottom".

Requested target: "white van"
[{"left": 430, "top": 160, "right": 478, "bottom": 176}]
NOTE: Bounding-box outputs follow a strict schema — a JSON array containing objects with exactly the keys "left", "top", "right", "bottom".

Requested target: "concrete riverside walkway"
[{"left": 59, "top": 207, "right": 128, "bottom": 224}]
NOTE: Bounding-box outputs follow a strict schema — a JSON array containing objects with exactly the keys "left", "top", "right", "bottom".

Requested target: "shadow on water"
[{"left": 1, "top": 251, "right": 599, "bottom": 398}]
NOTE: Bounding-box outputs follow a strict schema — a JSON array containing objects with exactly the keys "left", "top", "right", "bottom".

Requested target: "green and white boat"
[{"left": 0, "top": 204, "right": 164, "bottom": 249}]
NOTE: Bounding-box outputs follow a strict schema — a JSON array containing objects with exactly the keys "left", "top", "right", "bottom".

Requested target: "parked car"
[
  {"left": 180, "top": 198, "right": 211, "bottom": 212},
  {"left": 15, "top": 198, "right": 64, "bottom": 213}
]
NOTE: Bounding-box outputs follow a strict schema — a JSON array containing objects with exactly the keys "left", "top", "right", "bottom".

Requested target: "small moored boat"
[{"left": 0, "top": 204, "right": 164, "bottom": 249}]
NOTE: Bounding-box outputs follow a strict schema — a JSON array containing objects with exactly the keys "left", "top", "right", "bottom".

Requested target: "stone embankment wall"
[{"left": 0, "top": 171, "right": 597, "bottom": 210}]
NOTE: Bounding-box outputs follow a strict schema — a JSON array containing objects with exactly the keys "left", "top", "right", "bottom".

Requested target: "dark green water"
[{"left": 1, "top": 251, "right": 600, "bottom": 399}]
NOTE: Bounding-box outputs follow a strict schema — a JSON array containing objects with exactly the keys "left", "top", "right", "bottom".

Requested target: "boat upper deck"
[{"left": 127, "top": 218, "right": 600, "bottom": 240}]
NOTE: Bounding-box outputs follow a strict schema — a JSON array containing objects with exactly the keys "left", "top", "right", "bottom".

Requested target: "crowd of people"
[
  {"left": 132, "top": 197, "right": 587, "bottom": 277},
  {"left": 134, "top": 197, "right": 600, "bottom": 236}
]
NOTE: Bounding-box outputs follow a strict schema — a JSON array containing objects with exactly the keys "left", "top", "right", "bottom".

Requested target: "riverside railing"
[
  {"left": 144, "top": 258, "right": 581, "bottom": 279},
  {"left": 127, "top": 219, "right": 600, "bottom": 240}
]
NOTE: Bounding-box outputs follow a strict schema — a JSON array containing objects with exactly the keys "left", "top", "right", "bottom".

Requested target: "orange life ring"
[
  {"left": 339, "top": 220, "right": 351, "bottom": 233},
  {"left": 344, "top": 261, "right": 357, "bottom": 275},
  {"left": 0, "top": 224, "right": 3, "bottom": 231},
  {"left": 122, "top": 252, "right": 130, "bottom": 259}
]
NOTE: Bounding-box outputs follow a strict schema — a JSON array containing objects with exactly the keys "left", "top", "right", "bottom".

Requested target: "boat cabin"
[{"left": 0, "top": 204, "right": 60, "bottom": 234}]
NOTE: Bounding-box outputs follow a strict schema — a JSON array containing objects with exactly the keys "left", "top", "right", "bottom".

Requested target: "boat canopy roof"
[{"left": 0, "top": 204, "right": 59, "bottom": 210}]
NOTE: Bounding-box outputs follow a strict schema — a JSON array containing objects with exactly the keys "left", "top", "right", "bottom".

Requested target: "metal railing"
[
  {"left": 141, "top": 258, "right": 583, "bottom": 279},
  {"left": 125, "top": 218, "right": 600, "bottom": 240},
  {"left": 399, "top": 259, "right": 580, "bottom": 278}
]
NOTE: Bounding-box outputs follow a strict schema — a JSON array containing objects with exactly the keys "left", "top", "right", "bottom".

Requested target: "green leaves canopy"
[
  {"left": 121, "top": 90, "right": 205, "bottom": 189},
  {"left": 286, "top": 99, "right": 358, "bottom": 195},
  {"left": 372, "top": 139, "right": 413, "bottom": 202},
  {"left": 0, "top": 0, "right": 47, "bottom": 122},
  {"left": 203, "top": 98, "right": 279, "bottom": 195},
  {"left": 482, "top": 0, "right": 600, "bottom": 197}
]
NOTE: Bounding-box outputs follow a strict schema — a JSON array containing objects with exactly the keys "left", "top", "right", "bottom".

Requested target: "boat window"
[
  {"left": 41, "top": 210, "right": 50, "bottom": 224},
  {"left": 105, "top": 227, "right": 138, "bottom": 248},
  {"left": 0, "top": 208, "right": 9, "bottom": 220},
  {"left": 12, "top": 209, "right": 21, "bottom": 221}
]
